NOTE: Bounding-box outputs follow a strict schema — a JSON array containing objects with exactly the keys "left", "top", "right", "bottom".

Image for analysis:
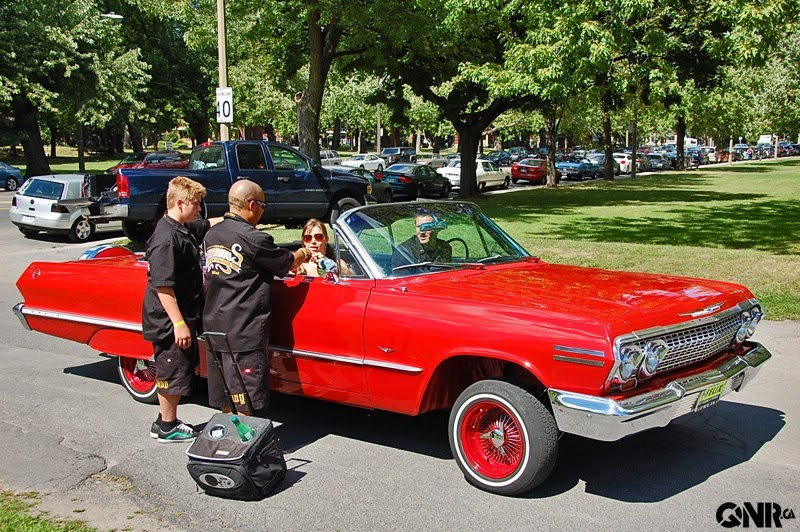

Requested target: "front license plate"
[
  {"left": 695, "top": 381, "right": 727, "bottom": 411},
  {"left": 22, "top": 216, "right": 35, "bottom": 224}
]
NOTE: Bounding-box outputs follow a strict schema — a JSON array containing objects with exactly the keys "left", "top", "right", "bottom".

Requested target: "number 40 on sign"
[{"left": 216, "top": 87, "right": 233, "bottom": 124}]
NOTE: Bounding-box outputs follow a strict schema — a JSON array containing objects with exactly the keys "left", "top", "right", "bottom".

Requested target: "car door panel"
[{"left": 270, "top": 275, "right": 372, "bottom": 402}]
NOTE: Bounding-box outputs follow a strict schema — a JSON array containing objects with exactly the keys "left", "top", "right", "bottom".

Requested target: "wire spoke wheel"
[
  {"left": 118, "top": 356, "right": 158, "bottom": 403},
  {"left": 461, "top": 400, "right": 524, "bottom": 479}
]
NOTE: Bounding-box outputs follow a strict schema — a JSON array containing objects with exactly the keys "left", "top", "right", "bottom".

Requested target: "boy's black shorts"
[
  {"left": 207, "top": 348, "right": 269, "bottom": 411},
  {"left": 153, "top": 337, "right": 199, "bottom": 396}
]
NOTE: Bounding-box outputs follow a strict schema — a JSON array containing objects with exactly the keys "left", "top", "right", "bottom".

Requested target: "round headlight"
[
  {"left": 642, "top": 339, "right": 668, "bottom": 376},
  {"left": 745, "top": 308, "right": 763, "bottom": 337},
  {"left": 619, "top": 345, "right": 643, "bottom": 381}
]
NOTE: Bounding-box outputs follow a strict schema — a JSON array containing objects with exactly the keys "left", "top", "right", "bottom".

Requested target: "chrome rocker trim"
[
  {"left": 14, "top": 303, "right": 142, "bottom": 332},
  {"left": 547, "top": 342, "right": 771, "bottom": 442}
]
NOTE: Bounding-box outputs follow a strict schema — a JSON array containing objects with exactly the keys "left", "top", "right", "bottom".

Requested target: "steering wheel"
[{"left": 445, "top": 237, "right": 469, "bottom": 260}]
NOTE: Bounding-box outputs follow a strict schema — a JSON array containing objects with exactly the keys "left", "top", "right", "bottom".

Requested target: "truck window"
[
  {"left": 236, "top": 144, "right": 267, "bottom": 169},
  {"left": 267, "top": 146, "right": 310, "bottom": 172},
  {"left": 190, "top": 145, "right": 227, "bottom": 170}
]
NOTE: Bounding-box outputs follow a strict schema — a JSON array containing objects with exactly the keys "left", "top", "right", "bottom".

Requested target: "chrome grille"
[{"left": 630, "top": 312, "right": 742, "bottom": 374}]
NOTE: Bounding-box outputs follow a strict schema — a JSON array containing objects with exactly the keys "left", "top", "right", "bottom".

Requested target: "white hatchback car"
[
  {"left": 9, "top": 174, "right": 121, "bottom": 242},
  {"left": 612, "top": 152, "right": 633, "bottom": 174}
]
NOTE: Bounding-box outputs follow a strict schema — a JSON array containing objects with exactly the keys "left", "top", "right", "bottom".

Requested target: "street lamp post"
[{"left": 217, "top": 0, "right": 229, "bottom": 141}]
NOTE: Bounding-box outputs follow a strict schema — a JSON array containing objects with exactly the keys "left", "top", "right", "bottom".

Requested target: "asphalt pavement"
[{"left": 0, "top": 186, "right": 798, "bottom": 531}]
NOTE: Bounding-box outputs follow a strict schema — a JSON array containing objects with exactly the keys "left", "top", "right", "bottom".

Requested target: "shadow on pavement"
[{"left": 528, "top": 402, "right": 785, "bottom": 501}]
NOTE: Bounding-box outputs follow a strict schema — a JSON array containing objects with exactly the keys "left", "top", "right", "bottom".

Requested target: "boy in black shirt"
[{"left": 142, "top": 176, "right": 219, "bottom": 442}]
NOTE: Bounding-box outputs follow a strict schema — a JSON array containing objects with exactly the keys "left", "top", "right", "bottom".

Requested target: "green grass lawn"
[{"left": 0, "top": 490, "right": 92, "bottom": 531}]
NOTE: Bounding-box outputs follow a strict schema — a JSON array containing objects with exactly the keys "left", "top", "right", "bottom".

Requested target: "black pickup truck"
[{"left": 75, "top": 141, "right": 373, "bottom": 243}]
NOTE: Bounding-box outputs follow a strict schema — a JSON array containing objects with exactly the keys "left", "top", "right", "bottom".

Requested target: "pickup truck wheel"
[
  {"left": 68, "top": 218, "right": 95, "bottom": 242},
  {"left": 449, "top": 380, "right": 558, "bottom": 495},
  {"left": 118, "top": 356, "right": 158, "bottom": 404},
  {"left": 329, "top": 196, "right": 361, "bottom": 224},
  {"left": 122, "top": 221, "right": 155, "bottom": 244}
]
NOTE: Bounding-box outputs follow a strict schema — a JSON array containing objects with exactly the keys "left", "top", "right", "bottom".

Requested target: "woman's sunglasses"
[{"left": 303, "top": 233, "right": 326, "bottom": 243}]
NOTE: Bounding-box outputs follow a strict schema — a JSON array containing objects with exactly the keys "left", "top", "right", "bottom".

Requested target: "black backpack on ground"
[{"left": 185, "top": 332, "right": 287, "bottom": 500}]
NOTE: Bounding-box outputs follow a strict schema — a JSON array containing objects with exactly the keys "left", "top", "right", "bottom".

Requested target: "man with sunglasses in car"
[
  {"left": 202, "top": 179, "right": 309, "bottom": 416},
  {"left": 391, "top": 208, "right": 453, "bottom": 273}
]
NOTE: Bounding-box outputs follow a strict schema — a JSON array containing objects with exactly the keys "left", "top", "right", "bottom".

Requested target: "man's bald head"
[{"left": 228, "top": 179, "right": 266, "bottom": 226}]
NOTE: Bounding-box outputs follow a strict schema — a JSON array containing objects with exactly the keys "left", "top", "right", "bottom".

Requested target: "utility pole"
[{"left": 217, "top": 0, "right": 229, "bottom": 141}]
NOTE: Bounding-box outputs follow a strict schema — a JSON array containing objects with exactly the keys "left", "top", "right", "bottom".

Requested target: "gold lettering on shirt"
[{"left": 205, "top": 243, "right": 244, "bottom": 275}]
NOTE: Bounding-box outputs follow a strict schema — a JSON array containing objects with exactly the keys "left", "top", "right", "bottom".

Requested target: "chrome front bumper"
[{"left": 547, "top": 342, "right": 771, "bottom": 442}]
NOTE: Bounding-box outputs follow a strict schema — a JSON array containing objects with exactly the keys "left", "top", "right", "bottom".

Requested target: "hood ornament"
[{"left": 680, "top": 302, "right": 723, "bottom": 318}]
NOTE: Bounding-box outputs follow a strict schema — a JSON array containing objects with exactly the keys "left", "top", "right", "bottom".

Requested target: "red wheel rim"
[
  {"left": 120, "top": 358, "right": 156, "bottom": 393},
  {"left": 459, "top": 399, "right": 525, "bottom": 480}
]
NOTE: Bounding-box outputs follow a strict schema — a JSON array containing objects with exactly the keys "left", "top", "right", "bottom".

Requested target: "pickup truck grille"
[{"left": 629, "top": 312, "right": 742, "bottom": 374}]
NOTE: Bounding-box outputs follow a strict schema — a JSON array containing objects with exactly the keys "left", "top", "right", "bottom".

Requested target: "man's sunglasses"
[
  {"left": 251, "top": 199, "right": 267, "bottom": 209},
  {"left": 303, "top": 233, "right": 326, "bottom": 243}
]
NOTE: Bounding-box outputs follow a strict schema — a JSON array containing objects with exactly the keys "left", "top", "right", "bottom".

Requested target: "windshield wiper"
[
  {"left": 477, "top": 254, "right": 511, "bottom": 264},
  {"left": 392, "top": 262, "right": 460, "bottom": 272}
]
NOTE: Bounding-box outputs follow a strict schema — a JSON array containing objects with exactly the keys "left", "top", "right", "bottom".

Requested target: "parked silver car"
[
  {"left": 9, "top": 174, "right": 121, "bottom": 242},
  {"left": 319, "top": 150, "right": 342, "bottom": 166}
]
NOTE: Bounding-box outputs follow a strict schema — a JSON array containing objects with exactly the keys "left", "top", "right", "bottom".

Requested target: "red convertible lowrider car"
[{"left": 13, "top": 201, "right": 770, "bottom": 495}]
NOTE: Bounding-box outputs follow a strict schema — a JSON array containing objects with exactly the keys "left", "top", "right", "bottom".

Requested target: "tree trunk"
[
  {"left": 544, "top": 112, "right": 560, "bottom": 188},
  {"left": 455, "top": 126, "right": 481, "bottom": 198},
  {"left": 12, "top": 96, "right": 50, "bottom": 178},
  {"left": 631, "top": 119, "right": 637, "bottom": 179},
  {"left": 333, "top": 118, "right": 341, "bottom": 149},
  {"left": 128, "top": 123, "right": 143, "bottom": 153},
  {"left": 49, "top": 122, "right": 57, "bottom": 158},
  {"left": 602, "top": 100, "right": 614, "bottom": 180},
  {"left": 676, "top": 114, "right": 686, "bottom": 170},
  {"left": 299, "top": 9, "right": 342, "bottom": 163}
]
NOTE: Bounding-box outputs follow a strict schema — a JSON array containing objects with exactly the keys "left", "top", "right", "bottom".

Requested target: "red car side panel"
[{"left": 270, "top": 275, "right": 371, "bottom": 398}]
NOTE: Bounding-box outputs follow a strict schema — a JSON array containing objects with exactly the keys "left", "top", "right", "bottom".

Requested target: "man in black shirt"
[
  {"left": 203, "top": 179, "right": 310, "bottom": 415},
  {"left": 142, "top": 176, "right": 221, "bottom": 443},
  {"left": 391, "top": 209, "right": 452, "bottom": 272}
]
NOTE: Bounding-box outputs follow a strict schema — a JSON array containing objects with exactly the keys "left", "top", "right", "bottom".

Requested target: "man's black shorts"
[
  {"left": 153, "top": 337, "right": 199, "bottom": 396},
  {"left": 207, "top": 349, "right": 269, "bottom": 411}
]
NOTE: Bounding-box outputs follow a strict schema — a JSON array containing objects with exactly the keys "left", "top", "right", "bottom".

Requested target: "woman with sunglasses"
[{"left": 294, "top": 219, "right": 352, "bottom": 276}]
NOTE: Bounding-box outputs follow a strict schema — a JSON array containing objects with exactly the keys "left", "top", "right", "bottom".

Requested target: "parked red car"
[
  {"left": 13, "top": 202, "right": 770, "bottom": 495},
  {"left": 510, "top": 158, "right": 559, "bottom": 185},
  {"left": 106, "top": 151, "right": 188, "bottom": 174}
]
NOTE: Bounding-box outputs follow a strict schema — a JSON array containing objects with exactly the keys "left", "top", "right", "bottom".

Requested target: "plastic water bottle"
[
  {"left": 317, "top": 257, "right": 337, "bottom": 276},
  {"left": 231, "top": 415, "right": 255, "bottom": 442}
]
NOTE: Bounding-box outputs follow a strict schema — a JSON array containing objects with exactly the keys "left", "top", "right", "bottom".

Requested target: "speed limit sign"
[{"left": 216, "top": 87, "right": 233, "bottom": 124}]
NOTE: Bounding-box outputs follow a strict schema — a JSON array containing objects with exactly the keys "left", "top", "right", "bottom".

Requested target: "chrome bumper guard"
[
  {"left": 547, "top": 342, "right": 771, "bottom": 442},
  {"left": 13, "top": 303, "right": 31, "bottom": 331}
]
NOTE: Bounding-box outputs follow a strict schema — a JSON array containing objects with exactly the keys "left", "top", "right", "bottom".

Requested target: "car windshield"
[
  {"left": 447, "top": 160, "right": 461, "bottom": 168},
  {"left": 349, "top": 155, "right": 365, "bottom": 161},
  {"left": 19, "top": 178, "right": 65, "bottom": 200},
  {"left": 119, "top": 153, "right": 145, "bottom": 164},
  {"left": 382, "top": 148, "right": 400, "bottom": 155},
  {"left": 386, "top": 164, "right": 416, "bottom": 175},
  {"left": 339, "top": 202, "right": 529, "bottom": 278},
  {"left": 519, "top": 159, "right": 540, "bottom": 166}
]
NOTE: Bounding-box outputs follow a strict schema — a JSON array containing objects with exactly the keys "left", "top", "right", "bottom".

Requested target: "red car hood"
[{"left": 405, "top": 260, "right": 752, "bottom": 332}]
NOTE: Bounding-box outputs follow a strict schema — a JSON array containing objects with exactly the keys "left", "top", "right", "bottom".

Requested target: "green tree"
[{"left": 1, "top": 1, "right": 149, "bottom": 175}]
